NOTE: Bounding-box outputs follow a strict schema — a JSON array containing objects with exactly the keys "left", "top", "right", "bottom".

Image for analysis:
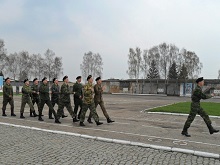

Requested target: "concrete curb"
[
  {"left": 147, "top": 112, "right": 220, "bottom": 119},
  {"left": 111, "top": 93, "right": 167, "bottom": 97},
  {"left": 0, "top": 122, "right": 219, "bottom": 159}
]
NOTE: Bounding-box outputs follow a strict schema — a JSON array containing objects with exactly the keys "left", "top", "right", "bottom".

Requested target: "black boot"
[
  {"left": 38, "top": 112, "right": 44, "bottom": 121},
  {"left": 11, "top": 109, "right": 16, "bottom": 116},
  {"left": 181, "top": 127, "right": 191, "bottom": 137},
  {"left": 32, "top": 111, "right": 38, "bottom": 117},
  {"left": 2, "top": 110, "right": 7, "bottom": 116},
  {"left": 96, "top": 121, "right": 103, "bottom": 126},
  {"left": 107, "top": 118, "right": 115, "bottom": 123},
  {"left": 20, "top": 113, "right": 25, "bottom": 119},
  {"left": 55, "top": 119, "right": 61, "bottom": 124},
  {"left": 73, "top": 117, "right": 79, "bottom": 122},
  {"left": 207, "top": 125, "right": 219, "bottom": 134},
  {"left": 80, "top": 122, "right": 85, "bottom": 126},
  {"left": 87, "top": 118, "right": 93, "bottom": 124},
  {"left": 62, "top": 114, "right": 68, "bottom": 118}
]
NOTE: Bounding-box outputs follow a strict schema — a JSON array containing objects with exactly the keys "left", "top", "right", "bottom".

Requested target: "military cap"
[
  {"left": 63, "top": 75, "right": 68, "bottom": 81},
  {"left": 42, "top": 77, "right": 47, "bottom": 82},
  {"left": 87, "top": 75, "right": 92, "bottom": 81},
  {"left": 24, "top": 78, "right": 29, "bottom": 83},
  {"left": 5, "top": 77, "right": 10, "bottom": 82},
  {"left": 76, "top": 76, "right": 81, "bottom": 80},
  {"left": 95, "top": 77, "right": 101, "bottom": 81},
  {"left": 33, "top": 78, "right": 38, "bottom": 82},
  {"left": 196, "top": 77, "right": 204, "bottom": 83},
  {"left": 53, "top": 78, "right": 57, "bottom": 83}
]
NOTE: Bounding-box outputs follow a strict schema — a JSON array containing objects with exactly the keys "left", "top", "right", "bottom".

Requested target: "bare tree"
[
  {"left": 127, "top": 47, "right": 142, "bottom": 93},
  {"left": 53, "top": 56, "right": 63, "bottom": 78},
  {"left": 80, "top": 51, "right": 103, "bottom": 81},
  {"left": 30, "top": 54, "right": 46, "bottom": 80},
  {"left": 5, "top": 53, "right": 19, "bottom": 80},
  {"left": 44, "top": 49, "right": 56, "bottom": 82},
  {"left": 0, "top": 39, "right": 7, "bottom": 75}
]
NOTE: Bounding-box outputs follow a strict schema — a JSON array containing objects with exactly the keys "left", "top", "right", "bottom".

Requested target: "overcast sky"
[{"left": 1, "top": 0, "right": 220, "bottom": 81}]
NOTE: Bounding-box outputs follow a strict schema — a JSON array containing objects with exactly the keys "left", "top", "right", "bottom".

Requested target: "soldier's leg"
[
  {"left": 183, "top": 110, "right": 197, "bottom": 129},
  {"left": 49, "top": 99, "right": 55, "bottom": 118},
  {"left": 87, "top": 101, "right": 98, "bottom": 122},
  {"left": 20, "top": 100, "right": 27, "bottom": 118},
  {"left": 2, "top": 99, "right": 9, "bottom": 116},
  {"left": 88, "top": 103, "right": 100, "bottom": 123},
  {"left": 38, "top": 100, "right": 45, "bottom": 120},
  {"left": 8, "top": 99, "right": 15, "bottom": 116},
  {"left": 65, "top": 103, "right": 76, "bottom": 118},
  {"left": 30, "top": 99, "right": 35, "bottom": 116},
  {"left": 27, "top": 99, "right": 35, "bottom": 113},
  {"left": 78, "top": 100, "right": 83, "bottom": 119},
  {"left": 73, "top": 99, "right": 79, "bottom": 116},
  {"left": 99, "top": 101, "right": 110, "bottom": 119},
  {"left": 46, "top": 100, "right": 57, "bottom": 119},
  {"left": 80, "top": 103, "right": 89, "bottom": 123},
  {"left": 57, "top": 102, "right": 65, "bottom": 119}
]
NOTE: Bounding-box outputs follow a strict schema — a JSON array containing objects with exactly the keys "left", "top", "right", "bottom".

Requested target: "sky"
[{"left": 1, "top": 0, "right": 220, "bottom": 81}]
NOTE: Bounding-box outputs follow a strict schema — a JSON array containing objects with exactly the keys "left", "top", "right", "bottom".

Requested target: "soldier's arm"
[
  {"left": 51, "top": 85, "right": 57, "bottom": 94},
  {"left": 84, "top": 85, "right": 92, "bottom": 95},
  {"left": 61, "top": 85, "right": 71, "bottom": 94},
  {"left": 3, "top": 86, "right": 10, "bottom": 97},
  {"left": 39, "top": 86, "right": 47, "bottom": 93},
  {"left": 94, "top": 85, "right": 101, "bottom": 95},
  {"left": 195, "top": 88, "right": 211, "bottom": 99}
]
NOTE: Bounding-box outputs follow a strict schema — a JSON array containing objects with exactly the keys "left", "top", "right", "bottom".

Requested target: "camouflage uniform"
[
  {"left": 30, "top": 84, "right": 40, "bottom": 115},
  {"left": 57, "top": 83, "right": 75, "bottom": 119},
  {"left": 73, "top": 81, "right": 83, "bottom": 118},
  {"left": 20, "top": 84, "right": 35, "bottom": 113},
  {"left": 80, "top": 83, "right": 99, "bottom": 122},
  {"left": 50, "top": 83, "right": 65, "bottom": 117},
  {"left": 183, "top": 85, "right": 212, "bottom": 129},
  {"left": 38, "top": 83, "right": 57, "bottom": 119},
  {"left": 88, "top": 84, "right": 110, "bottom": 119},
  {"left": 2, "top": 83, "right": 14, "bottom": 115}
]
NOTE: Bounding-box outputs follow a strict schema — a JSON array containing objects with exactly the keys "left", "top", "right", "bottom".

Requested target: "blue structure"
[{"left": 0, "top": 71, "right": 3, "bottom": 92}]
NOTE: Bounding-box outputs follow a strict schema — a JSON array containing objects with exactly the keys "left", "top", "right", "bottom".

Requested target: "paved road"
[
  {"left": 0, "top": 94, "right": 220, "bottom": 164},
  {"left": 0, "top": 125, "right": 220, "bottom": 165}
]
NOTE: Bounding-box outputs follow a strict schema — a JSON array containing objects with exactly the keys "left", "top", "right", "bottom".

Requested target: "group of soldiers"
[{"left": 2, "top": 75, "right": 115, "bottom": 126}]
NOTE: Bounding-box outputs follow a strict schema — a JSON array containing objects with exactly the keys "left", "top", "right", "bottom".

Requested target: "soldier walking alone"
[
  {"left": 79, "top": 75, "right": 103, "bottom": 126},
  {"left": 181, "top": 77, "right": 219, "bottom": 137},
  {"left": 20, "top": 79, "right": 38, "bottom": 118},
  {"left": 2, "top": 77, "right": 16, "bottom": 117},
  {"left": 87, "top": 77, "right": 114, "bottom": 124}
]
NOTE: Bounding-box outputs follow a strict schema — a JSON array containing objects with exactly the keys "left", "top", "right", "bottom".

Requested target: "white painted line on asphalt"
[
  {"left": 173, "top": 141, "right": 187, "bottom": 146},
  {"left": 141, "top": 125, "right": 162, "bottom": 129},
  {"left": 1, "top": 116, "right": 220, "bottom": 148},
  {"left": 0, "top": 121, "right": 219, "bottom": 159},
  {"left": 141, "top": 103, "right": 179, "bottom": 112}
]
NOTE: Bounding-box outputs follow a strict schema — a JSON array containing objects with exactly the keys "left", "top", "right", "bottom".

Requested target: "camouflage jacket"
[
  {"left": 22, "top": 84, "right": 33, "bottom": 100},
  {"left": 39, "top": 83, "right": 50, "bottom": 101},
  {"left": 3, "top": 83, "right": 13, "bottom": 100},
  {"left": 31, "top": 84, "right": 39, "bottom": 99},
  {"left": 94, "top": 84, "right": 103, "bottom": 102},
  {"left": 73, "top": 81, "right": 83, "bottom": 99},
  {"left": 60, "top": 83, "right": 72, "bottom": 103},
  {"left": 83, "top": 83, "right": 94, "bottom": 104},
  {"left": 51, "top": 83, "right": 60, "bottom": 100},
  {"left": 191, "top": 85, "right": 212, "bottom": 103}
]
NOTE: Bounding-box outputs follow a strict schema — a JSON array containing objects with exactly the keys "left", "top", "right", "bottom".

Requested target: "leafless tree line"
[
  {"left": 80, "top": 51, "right": 103, "bottom": 81},
  {"left": 0, "top": 39, "right": 63, "bottom": 81},
  {"left": 127, "top": 42, "right": 203, "bottom": 93}
]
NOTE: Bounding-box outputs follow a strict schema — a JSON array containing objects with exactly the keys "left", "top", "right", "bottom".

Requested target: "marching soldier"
[
  {"left": 87, "top": 77, "right": 114, "bottom": 123},
  {"left": 50, "top": 78, "right": 67, "bottom": 119},
  {"left": 181, "top": 77, "right": 219, "bottom": 137},
  {"left": 79, "top": 75, "right": 103, "bottom": 126},
  {"left": 38, "top": 77, "right": 61, "bottom": 123},
  {"left": 57, "top": 76, "right": 76, "bottom": 122},
  {"left": 2, "top": 77, "right": 16, "bottom": 117},
  {"left": 72, "top": 76, "right": 83, "bottom": 122},
  {"left": 20, "top": 79, "right": 38, "bottom": 118},
  {"left": 30, "top": 78, "right": 40, "bottom": 117}
]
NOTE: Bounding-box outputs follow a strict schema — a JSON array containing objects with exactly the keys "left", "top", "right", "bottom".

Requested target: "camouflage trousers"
[
  {"left": 21, "top": 98, "right": 35, "bottom": 113},
  {"left": 30, "top": 97, "right": 40, "bottom": 113},
  {"left": 51, "top": 98, "right": 64, "bottom": 117},
  {"left": 57, "top": 101, "right": 75, "bottom": 119},
  {"left": 80, "top": 102, "right": 99, "bottom": 123},
  {"left": 183, "top": 102, "right": 212, "bottom": 129},
  {"left": 2, "top": 98, "right": 14, "bottom": 113},
  {"left": 88, "top": 100, "right": 109, "bottom": 119},
  {"left": 38, "top": 99, "right": 57, "bottom": 119},
  {"left": 74, "top": 97, "right": 82, "bottom": 118}
]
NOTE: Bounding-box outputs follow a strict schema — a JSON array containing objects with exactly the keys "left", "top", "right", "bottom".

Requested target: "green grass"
[
  {"left": 0, "top": 92, "right": 2, "bottom": 96},
  {"left": 148, "top": 102, "right": 220, "bottom": 116}
]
